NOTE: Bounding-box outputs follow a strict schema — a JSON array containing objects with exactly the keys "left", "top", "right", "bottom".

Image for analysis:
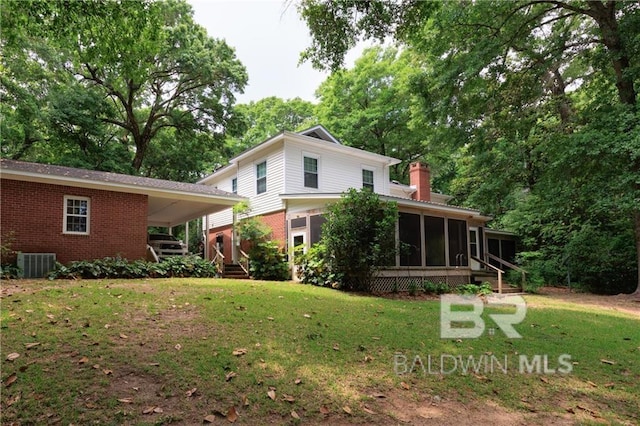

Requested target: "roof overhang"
[
  {"left": 280, "top": 193, "right": 492, "bottom": 222},
  {"left": 1, "top": 164, "right": 245, "bottom": 228}
]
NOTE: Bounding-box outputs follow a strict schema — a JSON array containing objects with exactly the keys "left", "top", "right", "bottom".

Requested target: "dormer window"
[
  {"left": 362, "top": 169, "right": 374, "bottom": 191},
  {"left": 304, "top": 156, "right": 318, "bottom": 189}
]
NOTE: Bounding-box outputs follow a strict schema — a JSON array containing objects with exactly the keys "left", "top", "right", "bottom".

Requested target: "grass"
[{"left": 1, "top": 278, "right": 638, "bottom": 425}]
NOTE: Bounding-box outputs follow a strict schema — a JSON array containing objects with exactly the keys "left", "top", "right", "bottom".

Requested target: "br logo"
[{"left": 440, "top": 294, "right": 526, "bottom": 339}]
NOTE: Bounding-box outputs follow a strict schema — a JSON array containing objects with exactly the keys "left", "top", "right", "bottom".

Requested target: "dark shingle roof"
[{"left": 0, "top": 159, "right": 239, "bottom": 198}]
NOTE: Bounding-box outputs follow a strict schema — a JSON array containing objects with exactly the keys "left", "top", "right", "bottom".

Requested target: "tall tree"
[
  {"left": 315, "top": 46, "right": 440, "bottom": 184},
  {"left": 299, "top": 0, "right": 640, "bottom": 294},
  {"left": 1, "top": 0, "right": 247, "bottom": 173},
  {"left": 224, "top": 96, "right": 317, "bottom": 157}
]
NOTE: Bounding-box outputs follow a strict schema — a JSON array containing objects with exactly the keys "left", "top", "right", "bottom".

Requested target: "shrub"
[
  {"left": 457, "top": 282, "right": 493, "bottom": 296},
  {"left": 294, "top": 243, "right": 339, "bottom": 287},
  {"left": 322, "top": 188, "right": 398, "bottom": 292},
  {"left": 248, "top": 241, "right": 290, "bottom": 281},
  {"left": 48, "top": 255, "right": 217, "bottom": 280},
  {"left": 423, "top": 280, "right": 449, "bottom": 295},
  {"left": 1, "top": 232, "right": 20, "bottom": 279}
]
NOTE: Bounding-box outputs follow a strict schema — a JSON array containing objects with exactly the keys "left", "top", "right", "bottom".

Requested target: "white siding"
[
  {"left": 236, "top": 142, "right": 286, "bottom": 217},
  {"left": 283, "top": 139, "right": 391, "bottom": 195}
]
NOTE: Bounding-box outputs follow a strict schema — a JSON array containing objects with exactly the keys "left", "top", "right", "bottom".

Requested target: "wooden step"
[{"left": 222, "top": 263, "right": 249, "bottom": 279}]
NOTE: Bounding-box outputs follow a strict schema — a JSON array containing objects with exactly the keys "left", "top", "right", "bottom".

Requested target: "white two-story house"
[{"left": 199, "top": 125, "right": 518, "bottom": 291}]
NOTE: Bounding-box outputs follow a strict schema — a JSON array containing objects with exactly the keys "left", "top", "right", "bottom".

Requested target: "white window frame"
[
  {"left": 303, "top": 154, "right": 319, "bottom": 189},
  {"left": 362, "top": 167, "right": 375, "bottom": 191},
  {"left": 256, "top": 160, "right": 267, "bottom": 194},
  {"left": 231, "top": 177, "right": 238, "bottom": 194},
  {"left": 63, "top": 195, "right": 90, "bottom": 235}
]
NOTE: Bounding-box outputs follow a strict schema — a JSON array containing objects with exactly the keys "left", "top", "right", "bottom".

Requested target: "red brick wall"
[
  {"left": 206, "top": 210, "right": 287, "bottom": 262},
  {"left": 1, "top": 179, "right": 148, "bottom": 264}
]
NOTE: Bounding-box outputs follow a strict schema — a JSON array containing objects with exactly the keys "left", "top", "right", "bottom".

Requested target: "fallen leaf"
[
  {"left": 175, "top": 344, "right": 182, "bottom": 351},
  {"left": 102, "top": 369, "right": 113, "bottom": 375},
  {"left": 291, "top": 410, "right": 300, "bottom": 419},
  {"left": 118, "top": 398, "right": 133, "bottom": 404},
  {"left": 92, "top": 364, "right": 100, "bottom": 369},
  {"left": 143, "top": 406, "right": 155, "bottom": 414},
  {"left": 6, "top": 352, "right": 20, "bottom": 361},
  {"left": 186, "top": 387, "right": 197, "bottom": 397},
  {"left": 303, "top": 314, "right": 311, "bottom": 318},
  {"left": 225, "top": 371, "right": 237, "bottom": 382},
  {"left": 242, "top": 394, "right": 249, "bottom": 406},
  {"left": 362, "top": 404, "right": 376, "bottom": 415},
  {"left": 25, "top": 342, "right": 41, "bottom": 349},
  {"left": 371, "top": 336, "right": 381, "bottom": 340},
  {"left": 203, "top": 414, "right": 216, "bottom": 423},
  {"left": 294, "top": 378, "right": 302, "bottom": 385},
  {"left": 540, "top": 376, "right": 549, "bottom": 383},
  {"left": 78, "top": 357, "right": 89, "bottom": 364},
  {"left": 333, "top": 344, "right": 340, "bottom": 351},
  {"left": 371, "top": 392, "right": 386, "bottom": 399},
  {"left": 4, "top": 373, "right": 17, "bottom": 388},
  {"left": 65, "top": 306, "right": 73, "bottom": 311},
  {"left": 104, "top": 324, "right": 111, "bottom": 329},
  {"left": 267, "top": 316, "right": 274, "bottom": 321},
  {"left": 232, "top": 348, "right": 247, "bottom": 356},
  {"left": 364, "top": 355, "right": 374, "bottom": 362},
  {"left": 46, "top": 314, "right": 55, "bottom": 319},
  {"left": 320, "top": 405, "right": 330, "bottom": 415},
  {"left": 343, "top": 406, "right": 352, "bottom": 415},
  {"left": 600, "top": 359, "right": 615, "bottom": 365},
  {"left": 282, "top": 394, "right": 295, "bottom": 403},
  {"left": 6, "top": 393, "right": 21, "bottom": 406},
  {"left": 153, "top": 407, "right": 163, "bottom": 413},
  {"left": 227, "top": 406, "right": 238, "bottom": 423},
  {"left": 119, "top": 333, "right": 128, "bottom": 339},
  {"left": 400, "top": 381, "right": 410, "bottom": 390},
  {"left": 604, "top": 382, "right": 615, "bottom": 388},
  {"left": 267, "top": 390, "right": 276, "bottom": 400},
  {"left": 587, "top": 380, "right": 598, "bottom": 387}
]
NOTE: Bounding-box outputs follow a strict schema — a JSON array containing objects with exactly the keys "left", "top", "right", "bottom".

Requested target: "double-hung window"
[
  {"left": 256, "top": 161, "right": 267, "bottom": 194},
  {"left": 232, "top": 177, "right": 238, "bottom": 194},
  {"left": 63, "top": 196, "right": 90, "bottom": 234},
  {"left": 303, "top": 156, "right": 318, "bottom": 189},
  {"left": 362, "top": 169, "right": 374, "bottom": 191}
]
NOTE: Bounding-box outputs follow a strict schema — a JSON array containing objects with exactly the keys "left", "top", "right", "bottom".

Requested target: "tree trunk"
[{"left": 633, "top": 208, "right": 640, "bottom": 296}]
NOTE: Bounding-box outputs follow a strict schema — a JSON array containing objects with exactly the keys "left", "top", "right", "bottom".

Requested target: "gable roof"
[
  {"left": 198, "top": 125, "right": 400, "bottom": 184},
  {"left": 1, "top": 159, "right": 245, "bottom": 227}
]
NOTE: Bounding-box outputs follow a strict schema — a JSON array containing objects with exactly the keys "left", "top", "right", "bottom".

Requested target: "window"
[
  {"left": 256, "top": 161, "right": 267, "bottom": 194},
  {"left": 362, "top": 169, "right": 374, "bottom": 191},
  {"left": 399, "top": 212, "right": 422, "bottom": 266},
  {"left": 424, "top": 216, "right": 446, "bottom": 266},
  {"left": 303, "top": 156, "right": 318, "bottom": 188},
  {"left": 63, "top": 196, "right": 90, "bottom": 234},
  {"left": 231, "top": 177, "right": 237, "bottom": 194}
]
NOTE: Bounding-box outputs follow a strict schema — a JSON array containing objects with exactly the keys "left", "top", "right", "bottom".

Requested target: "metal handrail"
[
  {"left": 238, "top": 249, "right": 250, "bottom": 276},
  {"left": 471, "top": 255, "right": 505, "bottom": 294},
  {"left": 212, "top": 245, "right": 225, "bottom": 276},
  {"left": 485, "top": 253, "right": 527, "bottom": 289}
]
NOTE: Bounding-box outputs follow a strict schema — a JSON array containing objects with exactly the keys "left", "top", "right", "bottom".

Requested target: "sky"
[{"left": 188, "top": 0, "right": 365, "bottom": 104}]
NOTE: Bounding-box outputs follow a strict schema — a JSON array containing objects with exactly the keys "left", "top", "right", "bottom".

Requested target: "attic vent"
[{"left": 17, "top": 253, "right": 57, "bottom": 278}]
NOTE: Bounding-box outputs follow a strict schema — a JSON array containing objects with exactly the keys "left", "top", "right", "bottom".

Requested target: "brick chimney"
[{"left": 409, "top": 162, "right": 431, "bottom": 202}]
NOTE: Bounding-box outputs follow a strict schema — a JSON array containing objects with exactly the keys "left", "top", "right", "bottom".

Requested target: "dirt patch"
[{"left": 534, "top": 286, "right": 640, "bottom": 318}]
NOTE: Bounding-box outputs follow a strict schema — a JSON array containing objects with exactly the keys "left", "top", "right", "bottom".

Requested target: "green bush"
[
  {"left": 248, "top": 241, "right": 290, "bottom": 281},
  {"left": 422, "top": 280, "right": 449, "bottom": 295},
  {"left": 294, "top": 243, "right": 340, "bottom": 287},
  {"left": 48, "top": 255, "right": 217, "bottom": 280},
  {"left": 457, "top": 282, "right": 493, "bottom": 296}
]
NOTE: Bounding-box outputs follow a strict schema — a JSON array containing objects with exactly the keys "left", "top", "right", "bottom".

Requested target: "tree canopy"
[
  {"left": 1, "top": 0, "right": 247, "bottom": 178},
  {"left": 299, "top": 0, "right": 640, "bottom": 294}
]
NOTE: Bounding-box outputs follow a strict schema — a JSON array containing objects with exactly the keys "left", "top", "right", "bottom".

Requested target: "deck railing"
[
  {"left": 471, "top": 255, "right": 505, "bottom": 293},
  {"left": 238, "top": 249, "right": 250, "bottom": 276},
  {"left": 485, "top": 253, "right": 527, "bottom": 290},
  {"left": 212, "top": 245, "right": 225, "bottom": 276}
]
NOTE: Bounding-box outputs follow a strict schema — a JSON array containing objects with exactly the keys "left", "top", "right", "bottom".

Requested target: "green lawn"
[{"left": 1, "top": 279, "right": 638, "bottom": 425}]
